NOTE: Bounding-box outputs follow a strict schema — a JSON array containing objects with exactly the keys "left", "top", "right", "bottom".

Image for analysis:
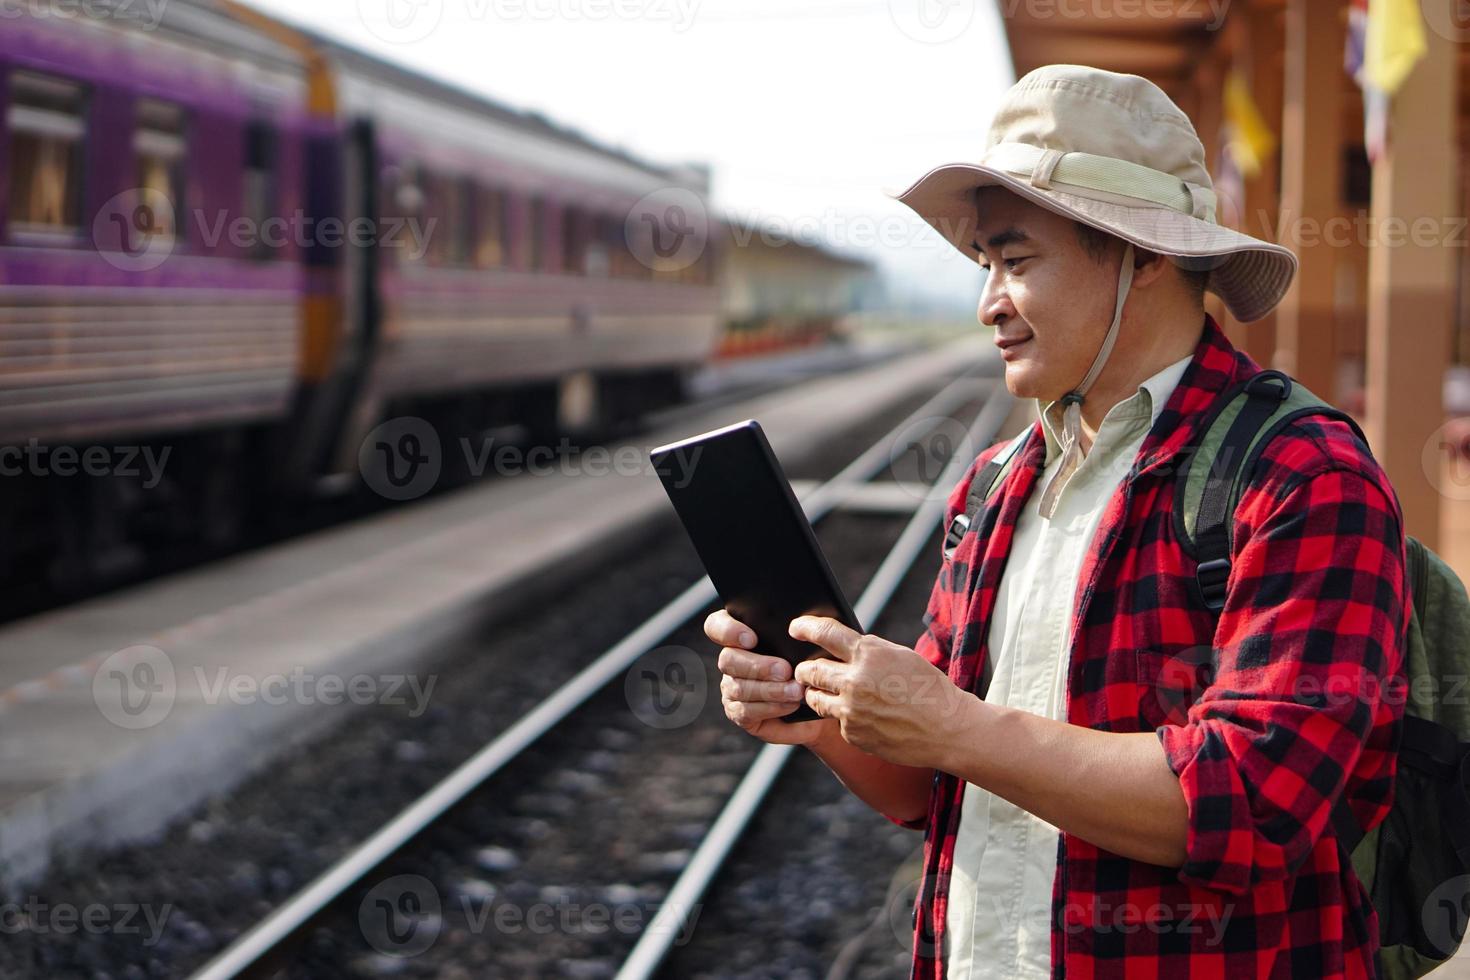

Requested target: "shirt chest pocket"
[{"left": 1128, "top": 644, "right": 1218, "bottom": 730}]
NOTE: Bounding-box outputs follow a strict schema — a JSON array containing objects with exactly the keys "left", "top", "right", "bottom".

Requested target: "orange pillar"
[
  {"left": 1239, "top": 0, "right": 1283, "bottom": 368},
  {"left": 1364, "top": 0, "right": 1457, "bottom": 549},
  {"left": 1195, "top": 48, "right": 1230, "bottom": 331},
  {"left": 1274, "top": 0, "right": 1342, "bottom": 402}
]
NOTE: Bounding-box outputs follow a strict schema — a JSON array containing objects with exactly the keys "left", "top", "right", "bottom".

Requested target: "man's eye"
[{"left": 980, "top": 257, "right": 1027, "bottom": 272}]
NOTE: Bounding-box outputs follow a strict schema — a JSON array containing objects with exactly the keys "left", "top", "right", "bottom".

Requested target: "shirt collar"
[{"left": 1037, "top": 351, "right": 1196, "bottom": 466}]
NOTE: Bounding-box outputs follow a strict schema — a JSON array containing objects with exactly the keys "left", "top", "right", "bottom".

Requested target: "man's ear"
[{"left": 1129, "top": 247, "right": 1173, "bottom": 288}]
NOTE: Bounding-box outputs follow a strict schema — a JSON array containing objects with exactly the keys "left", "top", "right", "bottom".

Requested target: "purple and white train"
[{"left": 0, "top": 0, "right": 721, "bottom": 593}]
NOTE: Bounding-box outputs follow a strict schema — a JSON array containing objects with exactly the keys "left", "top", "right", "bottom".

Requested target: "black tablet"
[{"left": 649, "top": 419, "right": 862, "bottom": 723}]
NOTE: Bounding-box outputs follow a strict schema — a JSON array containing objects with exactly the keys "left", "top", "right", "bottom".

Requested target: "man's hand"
[
  {"left": 704, "top": 609, "right": 834, "bottom": 746},
  {"left": 789, "top": 615, "right": 976, "bottom": 768}
]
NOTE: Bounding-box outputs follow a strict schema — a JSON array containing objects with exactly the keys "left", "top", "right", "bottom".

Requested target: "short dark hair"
[{"left": 1073, "top": 221, "right": 1209, "bottom": 302}]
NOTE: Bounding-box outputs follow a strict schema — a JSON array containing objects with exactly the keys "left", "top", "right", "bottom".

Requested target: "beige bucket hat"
[
  {"left": 889, "top": 63, "right": 1297, "bottom": 325},
  {"left": 890, "top": 64, "right": 1297, "bottom": 519}
]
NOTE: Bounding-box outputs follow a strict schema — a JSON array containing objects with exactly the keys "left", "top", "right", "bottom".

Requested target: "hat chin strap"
[{"left": 1036, "top": 241, "right": 1135, "bottom": 520}]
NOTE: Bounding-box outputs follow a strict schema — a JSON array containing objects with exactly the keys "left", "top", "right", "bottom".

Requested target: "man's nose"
[{"left": 978, "top": 272, "right": 1013, "bottom": 328}]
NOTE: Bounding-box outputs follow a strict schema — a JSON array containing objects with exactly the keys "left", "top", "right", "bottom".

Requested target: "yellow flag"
[
  {"left": 1223, "top": 71, "right": 1276, "bottom": 179},
  {"left": 1365, "top": 0, "right": 1426, "bottom": 94}
]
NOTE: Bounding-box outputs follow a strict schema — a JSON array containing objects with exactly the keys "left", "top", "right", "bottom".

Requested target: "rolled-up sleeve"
[{"left": 1155, "top": 463, "right": 1408, "bottom": 895}]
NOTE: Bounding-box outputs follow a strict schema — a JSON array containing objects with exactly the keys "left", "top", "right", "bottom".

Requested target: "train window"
[
  {"left": 474, "top": 185, "right": 508, "bottom": 268},
  {"left": 528, "top": 195, "right": 547, "bottom": 272},
  {"left": 596, "top": 214, "right": 630, "bottom": 278},
  {"left": 692, "top": 243, "right": 714, "bottom": 285},
  {"left": 443, "top": 176, "right": 472, "bottom": 266},
  {"left": 134, "top": 98, "right": 186, "bottom": 242},
  {"left": 393, "top": 163, "right": 427, "bottom": 265},
  {"left": 243, "top": 121, "right": 277, "bottom": 260},
  {"left": 622, "top": 213, "right": 647, "bottom": 279},
  {"left": 681, "top": 242, "right": 713, "bottom": 286},
  {"left": 561, "top": 205, "right": 586, "bottom": 276},
  {"left": 584, "top": 215, "right": 610, "bottom": 277},
  {"left": 425, "top": 173, "right": 469, "bottom": 266},
  {"left": 6, "top": 70, "right": 88, "bottom": 235},
  {"left": 421, "top": 172, "right": 442, "bottom": 264},
  {"left": 619, "top": 212, "right": 653, "bottom": 280}
]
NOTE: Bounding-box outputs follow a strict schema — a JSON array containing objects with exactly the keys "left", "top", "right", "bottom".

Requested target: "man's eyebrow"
[{"left": 972, "top": 228, "right": 1033, "bottom": 250}]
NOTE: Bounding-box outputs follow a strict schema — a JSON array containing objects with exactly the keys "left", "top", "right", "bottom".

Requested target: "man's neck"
[{"left": 1065, "top": 310, "right": 1204, "bottom": 453}]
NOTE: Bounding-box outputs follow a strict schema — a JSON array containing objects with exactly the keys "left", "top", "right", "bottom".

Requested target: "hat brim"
[{"left": 888, "top": 163, "right": 1298, "bottom": 324}]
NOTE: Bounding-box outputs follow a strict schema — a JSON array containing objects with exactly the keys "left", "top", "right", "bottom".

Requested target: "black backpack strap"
[
  {"left": 1399, "top": 716, "right": 1470, "bottom": 865},
  {"left": 1334, "top": 715, "right": 1470, "bottom": 864},
  {"left": 1329, "top": 717, "right": 1461, "bottom": 858},
  {"left": 1185, "top": 369, "right": 1371, "bottom": 612},
  {"left": 1190, "top": 371, "right": 1294, "bottom": 610},
  {"left": 942, "top": 429, "right": 1030, "bottom": 562},
  {"left": 1331, "top": 796, "right": 1366, "bottom": 856}
]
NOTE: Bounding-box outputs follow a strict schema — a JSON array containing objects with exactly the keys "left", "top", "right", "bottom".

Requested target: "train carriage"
[
  {"left": 295, "top": 33, "right": 720, "bottom": 477},
  {"left": 0, "top": 0, "right": 722, "bottom": 597},
  {"left": 0, "top": 2, "right": 310, "bottom": 444}
]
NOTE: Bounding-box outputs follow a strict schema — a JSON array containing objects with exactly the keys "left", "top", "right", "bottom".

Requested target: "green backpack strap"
[{"left": 1174, "top": 368, "right": 1370, "bottom": 611}]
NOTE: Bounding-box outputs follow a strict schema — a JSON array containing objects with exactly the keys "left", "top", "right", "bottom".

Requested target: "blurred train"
[{"left": 0, "top": 0, "right": 722, "bottom": 593}]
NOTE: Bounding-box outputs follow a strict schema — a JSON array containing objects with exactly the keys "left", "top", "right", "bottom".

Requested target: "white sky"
[{"left": 238, "top": 0, "right": 1014, "bottom": 312}]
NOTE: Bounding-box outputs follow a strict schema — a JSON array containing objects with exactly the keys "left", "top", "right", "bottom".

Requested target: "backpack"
[{"left": 942, "top": 368, "right": 1470, "bottom": 978}]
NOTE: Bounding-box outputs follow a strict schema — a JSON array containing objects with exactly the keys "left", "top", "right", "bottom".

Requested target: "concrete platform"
[{"left": 0, "top": 333, "right": 995, "bottom": 891}]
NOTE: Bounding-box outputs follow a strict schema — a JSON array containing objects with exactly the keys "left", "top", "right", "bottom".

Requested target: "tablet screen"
[{"left": 650, "top": 419, "right": 861, "bottom": 723}]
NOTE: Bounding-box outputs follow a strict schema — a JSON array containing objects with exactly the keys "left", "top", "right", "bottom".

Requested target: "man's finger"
[
  {"left": 793, "top": 657, "right": 847, "bottom": 693},
  {"left": 804, "top": 686, "right": 840, "bottom": 718},
  {"left": 717, "top": 646, "right": 793, "bottom": 681},
  {"left": 789, "top": 615, "right": 860, "bottom": 661},
  {"left": 721, "top": 674, "right": 804, "bottom": 703},
  {"left": 727, "top": 697, "right": 801, "bottom": 727},
  {"left": 705, "top": 608, "right": 757, "bottom": 649}
]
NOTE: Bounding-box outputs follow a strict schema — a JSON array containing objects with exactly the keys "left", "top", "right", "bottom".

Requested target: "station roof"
[{"left": 1001, "top": 0, "right": 1235, "bottom": 102}]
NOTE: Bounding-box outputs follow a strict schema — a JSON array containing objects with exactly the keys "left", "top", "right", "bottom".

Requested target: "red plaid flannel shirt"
[{"left": 898, "top": 314, "right": 1409, "bottom": 979}]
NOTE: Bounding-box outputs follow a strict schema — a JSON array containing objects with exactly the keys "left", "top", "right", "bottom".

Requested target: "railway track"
[{"left": 172, "top": 370, "right": 1010, "bottom": 979}]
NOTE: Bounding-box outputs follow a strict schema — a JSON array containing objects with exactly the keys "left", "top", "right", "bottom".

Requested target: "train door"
[
  {"left": 324, "top": 116, "right": 388, "bottom": 484},
  {"left": 283, "top": 116, "right": 383, "bottom": 492}
]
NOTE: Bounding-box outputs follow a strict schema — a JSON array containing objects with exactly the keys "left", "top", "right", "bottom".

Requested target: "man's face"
[{"left": 972, "top": 185, "right": 1129, "bottom": 402}]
